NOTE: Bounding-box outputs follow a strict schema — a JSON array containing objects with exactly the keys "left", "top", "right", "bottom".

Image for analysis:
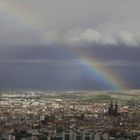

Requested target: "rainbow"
[
  {"left": 0, "top": 0, "right": 53, "bottom": 31},
  {"left": 0, "top": 1, "right": 127, "bottom": 91},
  {"left": 73, "top": 50, "right": 127, "bottom": 91}
]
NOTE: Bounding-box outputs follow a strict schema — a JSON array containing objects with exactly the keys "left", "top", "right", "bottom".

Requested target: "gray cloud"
[
  {"left": 65, "top": 29, "right": 140, "bottom": 47},
  {"left": 0, "top": 59, "right": 140, "bottom": 68},
  {"left": 0, "top": 0, "right": 140, "bottom": 47}
]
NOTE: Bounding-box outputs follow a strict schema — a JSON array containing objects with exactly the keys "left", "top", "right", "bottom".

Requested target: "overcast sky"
[
  {"left": 0, "top": 0, "right": 140, "bottom": 90},
  {"left": 1, "top": 0, "right": 140, "bottom": 47}
]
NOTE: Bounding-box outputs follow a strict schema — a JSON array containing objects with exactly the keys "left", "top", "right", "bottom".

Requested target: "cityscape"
[
  {"left": 0, "top": 90, "right": 140, "bottom": 140},
  {"left": 0, "top": 0, "right": 140, "bottom": 140}
]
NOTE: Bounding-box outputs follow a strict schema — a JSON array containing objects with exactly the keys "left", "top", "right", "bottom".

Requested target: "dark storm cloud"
[{"left": 0, "top": 45, "right": 140, "bottom": 64}]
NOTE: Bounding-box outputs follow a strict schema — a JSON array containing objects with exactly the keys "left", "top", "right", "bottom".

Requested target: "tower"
[
  {"left": 108, "top": 100, "right": 113, "bottom": 115},
  {"left": 108, "top": 100, "right": 119, "bottom": 116},
  {"left": 114, "top": 100, "right": 118, "bottom": 116}
]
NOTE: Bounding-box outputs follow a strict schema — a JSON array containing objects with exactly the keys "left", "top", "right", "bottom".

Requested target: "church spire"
[
  {"left": 108, "top": 100, "right": 119, "bottom": 116},
  {"left": 108, "top": 99, "right": 113, "bottom": 115},
  {"left": 114, "top": 100, "right": 118, "bottom": 116}
]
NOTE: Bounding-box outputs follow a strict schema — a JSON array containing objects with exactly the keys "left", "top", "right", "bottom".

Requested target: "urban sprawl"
[{"left": 0, "top": 90, "right": 140, "bottom": 140}]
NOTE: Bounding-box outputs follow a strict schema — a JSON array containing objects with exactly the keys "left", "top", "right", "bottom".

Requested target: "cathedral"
[{"left": 108, "top": 100, "right": 119, "bottom": 116}]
